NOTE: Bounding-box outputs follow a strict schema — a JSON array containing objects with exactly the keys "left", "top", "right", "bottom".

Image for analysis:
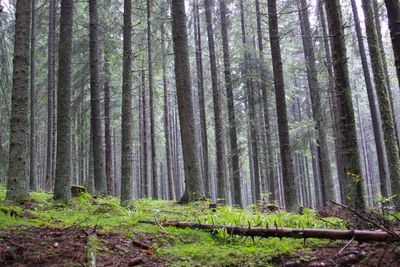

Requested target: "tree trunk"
[
  {"left": 350, "top": 0, "right": 389, "bottom": 200},
  {"left": 104, "top": 52, "right": 113, "bottom": 196},
  {"left": 384, "top": 0, "right": 400, "bottom": 91},
  {"left": 204, "top": 0, "right": 226, "bottom": 203},
  {"left": 267, "top": 0, "right": 298, "bottom": 211},
  {"left": 6, "top": 0, "right": 31, "bottom": 201},
  {"left": 171, "top": 0, "right": 204, "bottom": 202},
  {"left": 29, "top": 0, "right": 37, "bottom": 191},
  {"left": 141, "top": 68, "right": 149, "bottom": 198},
  {"left": 219, "top": 0, "right": 241, "bottom": 207},
  {"left": 362, "top": 0, "right": 400, "bottom": 208},
  {"left": 298, "top": 0, "right": 334, "bottom": 205},
  {"left": 324, "top": 0, "right": 364, "bottom": 209},
  {"left": 193, "top": 0, "right": 210, "bottom": 199},
  {"left": 147, "top": 0, "right": 158, "bottom": 199},
  {"left": 54, "top": 0, "right": 74, "bottom": 200},
  {"left": 120, "top": 0, "right": 133, "bottom": 204}
]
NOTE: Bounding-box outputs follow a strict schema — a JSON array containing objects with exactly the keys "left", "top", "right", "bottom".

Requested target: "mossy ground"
[{"left": 0, "top": 185, "right": 399, "bottom": 266}]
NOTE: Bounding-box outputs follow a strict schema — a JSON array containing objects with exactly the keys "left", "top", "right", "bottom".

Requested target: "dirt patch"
[{"left": 0, "top": 226, "right": 165, "bottom": 266}]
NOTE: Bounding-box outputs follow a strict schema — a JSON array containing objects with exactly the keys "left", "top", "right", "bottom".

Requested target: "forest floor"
[{"left": 0, "top": 186, "right": 399, "bottom": 266}]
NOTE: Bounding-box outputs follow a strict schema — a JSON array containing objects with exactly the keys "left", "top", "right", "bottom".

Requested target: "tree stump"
[{"left": 71, "top": 185, "right": 87, "bottom": 197}]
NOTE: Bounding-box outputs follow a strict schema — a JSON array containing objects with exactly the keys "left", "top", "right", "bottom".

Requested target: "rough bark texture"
[
  {"left": 240, "top": 0, "right": 261, "bottom": 203},
  {"left": 324, "top": 0, "right": 364, "bottom": 209},
  {"left": 384, "top": 0, "right": 400, "bottom": 90},
  {"left": 254, "top": 0, "right": 275, "bottom": 202},
  {"left": 219, "top": 0, "right": 241, "bottom": 207},
  {"left": 147, "top": 0, "right": 158, "bottom": 199},
  {"left": 46, "top": 0, "right": 56, "bottom": 192},
  {"left": 193, "top": 0, "right": 210, "bottom": 199},
  {"left": 267, "top": 0, "right": 298, "bottom": 211},
  {"left": 30, "top": 0, "right": 37, "bottom": 191},
  {"left": 120, "top": 0, "right": 133, "bottom": 204},
  {"left": 141, "top": 68, "right": 149, "bottom": 198},
  {"left": 89, "top": 0, "right": 107, "bottom": 195},
  {"left": 6, "top": 0, "right": 31, "bottom": 201},
  {"left": 362, "top": 0, "right": 400, "bottom": 207},
  {"left": 104, "top": 52, "right": 113, "bottom": 196},
  {"left": 54, "top": 0, "right": 73, "bottom": 200},
  {"left": 350, "top": 0, "right": 388, "bottom": 200},
  {"left": 298, "top": 0, "right": 334, "bottom": 205},
  {"left": 204, "top": 0, "right": 226, "bottom": 202},
  {"left": 161, "top": 19, "right": 175, "bottom": 201},
  {"left": 171, "top": 0, "right": 204, "bottom": 203}
]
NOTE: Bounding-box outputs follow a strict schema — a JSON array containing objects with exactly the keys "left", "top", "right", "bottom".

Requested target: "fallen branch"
[
  {"left": 330, "top": 200, "right": 400, "bottom": 240},
  {"left": 138, "top": 220, "right": 400, "bottom": 242}
]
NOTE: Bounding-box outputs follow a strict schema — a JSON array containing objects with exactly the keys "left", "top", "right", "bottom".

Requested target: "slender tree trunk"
[
  {"left": 204, "top": 0, "right": 226, "bottom": 202},
  {"left": 141, "top": 68, "right": 149, "bottom": 197},
  {"left": 350, "top": 0, "right": 389, "bottom": 199},
  {"left": 239, "top": 0, "right": 261, "bottom": 203},
  {"left": 267, "top": 0, "right": 298, "bottom": 211},
  {"left": 54, "top": 0, "right": 74, "bottom": 200},
  {"left": 6, "top": 0, "right": 31, "bottom": 201},
  {"left": 104, "top": 52, "right": 113, "bottom": 196},
  {"left": 89, "top": 0, "right": 106, "bottom": 195},
  {"left": 120, "top": 0, "right": 133, "bottom": 204},
  {"left": 161, "top": 16, "right": 175, "bottom": 201},
  {"left": 193, "top": 0, "right": 210, "bottom": 199},
  {"left": 29, "top": 0, "right": 37, "bottom": 191},
  {"left": 298, "top": 0, "right": 334, "bottom": 205},
  {"left": 254, "top": 0, "right": 275, "bottom": 202},
  {"left": 324, "top": 0, "right": 364, "bottom": 209},
  {"left": 362, "top": 0, "right": 400, "bottom": 207},
  {"left": 171, "top": 0, "right": 204, "bottom": 203},
  {"left": 147, "top": 0, "right": 158, "bottom": 199},
  {"left": 219, "top": 0, "right": 241, "bottom": 207},
  {"left": 384, "top": 0, "right": 400, "bottom": 91}
]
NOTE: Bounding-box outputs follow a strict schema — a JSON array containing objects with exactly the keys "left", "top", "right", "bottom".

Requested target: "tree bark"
[
  {"left": 6, "top": 0, "right": 31, "bottom": 201},
  {"left": 120, "top": 0, "right": 133, "bottom": 204},
  {"left": 362, "top": 0, "right": 400, "bottom": 207},
  {"left": 204, "top": 0, "right": 226, "bottom": 202},
  {"left": 54, "top": 0, "right": 74, "bottom": 200},
  {"left": 171, "top": 0, "right": 204, "bottom": 203},
  {"left": 384, "top": 0, "right": 400, "bottom": 91},
  {"left": 267, "top": 0, "right": 298, "bottom": 211},
  {"left": 104, "top": 52, "right": 113, "bottom": 196},
  {"left": 324, "top": 0, "right": 364, "bottom": 209}
]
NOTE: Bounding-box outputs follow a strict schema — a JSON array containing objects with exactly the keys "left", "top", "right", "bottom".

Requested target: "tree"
[
  {"left": 171, "top": 0, "right": 204, "bottom": 203},
  {"left": 219, "top": 0, "right": 241, "bottom": 207},
  {"left": 361, "top": 0, "right": 400, "bottom": 207},
  {"left": 267, "top": 0, "right": 298, "bottom": 211},
  {"left": 384, "top": 0, "right": 400, "bottom": 90},
  {"left": 89, "top": 0, "right": 107, "bottom": 194},
  {"left": 120, "top": 0, "right": 133, "bottom": 204},
  {"left": 204, "top": 0, "right": 226, "bottom": 202},
  {"left": 29, "top": 0, "right": 37, "bottom": 191},
  {"left": 54, "top": 0, "right": 74, "bottom": 200},
  {"left": 104, "top": 52, "right": 113, "bottom": 196},
  {"left": 324, "top": 0, "right": 364, "bottom": 209},
  {"left": 6, "top": 0, "right": 31, "bottom": 201}
]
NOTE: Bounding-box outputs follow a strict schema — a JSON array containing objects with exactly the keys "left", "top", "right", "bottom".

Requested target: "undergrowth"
[{"left": 0, "top": 184, "right": 353, "bottom": 266}]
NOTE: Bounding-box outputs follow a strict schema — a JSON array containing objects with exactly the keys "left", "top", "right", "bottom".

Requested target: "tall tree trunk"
[
  {"left": 54, "top": 0, "right": 74, "bottom": 200},
  {"left": 89, "top": 0, "right": 107, "bottom": 195},
  {"left": 350, "top": 0, "right": 389, "bottom": 199},
  {"left": 193, "top": 0, "right": 210, "bottom": 199},
  {"left": 254, "top": 0, "right": 275, "bottom": 202},
  {"left": 384, "top": 0, "right": 400, "bottom": 91},
  {"left": 29, "top": 0, "right": 37, "bottom": 191},
  {"left": 120, "top": 0, "right": 133, "bottom": 204},
  {"left": 141, "top": 68, "right": 149, "bottom": 197},
  {"left": 161, "top": 14, "right": 175, "bottom": 201},
  {"left": 147, "top": 0, "right": 158, "bottom": 199},
  {"left": 267, "top": 0, "right": 298, "bottom": 211},
  {"left": 239, "top": 0, "right": 261, "bottom": 203},
  {"left": 298, "top": 0, "right": 334, "bottom": 205},
  {"left": 324, "top": 0, "right": 364, "bottom": 209},
  {"left": 219, "top": 0, "right": 241, "bottom": 207},
  {"left": 204, "top": 0, "right": 226, "bottom": 202},
  {"left": 6, "top": 0, "right": 31, "bottom": 201},
  {"left": 362, "top": 0, "right": 400, "bottom": 207},
  {"left": 171, "top": 0, "right": 204, "bottom": 203},
  {"left": 104, "top": 52, "right": 113, "bottom": 196}
]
